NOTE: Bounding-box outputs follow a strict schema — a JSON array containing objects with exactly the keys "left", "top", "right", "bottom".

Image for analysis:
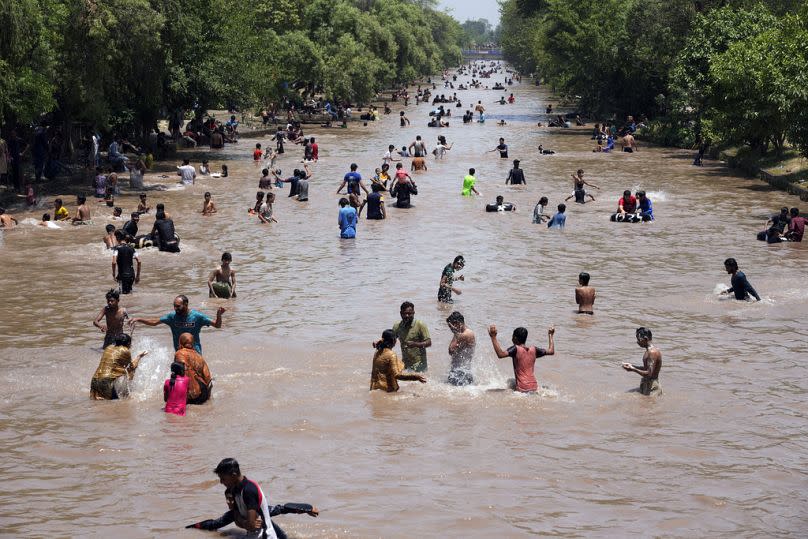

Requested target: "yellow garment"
[
  {"left": 54, "top": 206, "right": 69, "bottom": 220},
  {"left": 90, "top": 345, "right": 134, "bottom": 399},
  {"left": 370, "top": 348, "right": 404, "bottom": 392}
]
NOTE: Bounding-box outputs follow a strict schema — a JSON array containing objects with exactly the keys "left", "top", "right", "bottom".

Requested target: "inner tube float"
[
  {"left": 133, "top": 233, "right": 181, "bottom": 248},
  {"left": 486, "top": 203, "right": 516, "bottom": 212},
  {"left": 610, "top": 213, "right": 647, "bottom": 223}
]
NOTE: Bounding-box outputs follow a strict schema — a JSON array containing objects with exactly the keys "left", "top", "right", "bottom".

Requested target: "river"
[{"left": 0, "top": 65, "right": 806, "bottom": 538}]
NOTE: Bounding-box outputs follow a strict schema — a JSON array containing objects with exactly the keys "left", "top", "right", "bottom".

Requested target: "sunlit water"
[{"left": 1, "top": 66, "right": 807, "bottom": 538}]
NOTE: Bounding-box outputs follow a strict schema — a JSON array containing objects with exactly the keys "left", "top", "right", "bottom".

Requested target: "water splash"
[{"left": 129, "top": 335, "right": 173, "bottom": 402}]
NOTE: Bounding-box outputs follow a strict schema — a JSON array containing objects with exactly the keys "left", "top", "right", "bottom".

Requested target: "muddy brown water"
[{"left": 1, "top": 67, "right": 807, "bottom": 538}]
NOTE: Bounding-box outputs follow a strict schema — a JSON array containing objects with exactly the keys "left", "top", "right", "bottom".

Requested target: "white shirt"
[{"left": 178, "top": 165, "right": 196, "bottom": 184}]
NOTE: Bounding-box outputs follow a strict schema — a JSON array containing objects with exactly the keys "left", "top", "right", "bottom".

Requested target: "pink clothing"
[
  {"left": 164, "top": 376, "right": 189, "bottom": 416},
  {"left": 508, "top": 345, "right": 546, "bottom": 392}
]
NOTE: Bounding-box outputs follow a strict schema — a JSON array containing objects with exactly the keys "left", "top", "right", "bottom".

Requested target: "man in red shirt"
[
  {"left": 617, "top": 189, "right": 637, "bottom": 216},
  {"left": 310, "top": 137, "right": 318, "bottom": 162},
  {"left": 787, "top": 207, "right": 805, "bottom": 242},
  {"left": 488, "top": 325, "right": 555, "bottom": 392}
]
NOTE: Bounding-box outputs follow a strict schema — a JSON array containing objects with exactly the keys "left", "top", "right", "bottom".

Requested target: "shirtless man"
[
  {"left": 94, "top": 288, "right": 129, "bottom": 348},
  {"left": 202, "top": 192, "right": 217, "bottom": 216},
  {"left": 0, "top": 207, "right": 18, "bottom": 229},
  {"left": 565, "top": 169, "right": 598, "bottom": 203},
  {"left": 622, "top": 132, "right": 638, "bottom": 152},
  {"left": 103, "top": 224, "right": 116, "bottom": 248},
  {"left": 399, "top": 111, "right": 410, "bottom": 127},
  {"left": 410, "top": 155, "right": 428, "bottom": 173},
  {"left": 137, "top": 193, "right": 150, "bottom": 214},
  {"left": 72, "top": 195, "right": 92, "bottom": 224},
  {"left": 622, "top": 327, "right": 661, "bottom": 395},
  {"left": 208, "top": 252, "right": 236, "bottom": 298},
  {"left": 408, "top": 135, "right": 427, "bottom": 158},
  {"left": 575, "top": 272, "right": 596, "bottom": 314},
  {"left": 474, "top": 100, "right": 485, "bottom": 117},
  {"left": 446, "top": 311, "right": 476, "bottom": 386}
]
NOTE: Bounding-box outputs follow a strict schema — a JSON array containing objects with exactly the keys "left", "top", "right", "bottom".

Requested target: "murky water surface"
[{"left": 1, "top": 67, "right": 807, "bottom": 538}]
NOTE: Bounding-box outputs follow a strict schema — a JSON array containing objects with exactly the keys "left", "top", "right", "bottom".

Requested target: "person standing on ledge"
[
  {"left": 575, "top": 272, "right": 596, "bottom": 314},
  {"left": 129, "top": 295, "right": 225, "bottom": 352},
  {"left": 721, "top": 258, "right": 760, "bottom": 301},
  {"left": 622, "top": 327, "right": 661, "bottom": 396}
]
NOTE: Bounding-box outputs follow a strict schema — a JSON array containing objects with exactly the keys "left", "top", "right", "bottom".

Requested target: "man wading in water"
[
  {"left": 446, "top": 311, "right": 476, "bottom": 386},
  {"left": 622, "top": 327, "right": 662, "bottom": 396}
]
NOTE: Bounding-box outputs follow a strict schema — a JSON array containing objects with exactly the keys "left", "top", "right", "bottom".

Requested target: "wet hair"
[
  {"left": 221, "top": 252, "right": 232, "bottom": 262},
  {"left": 636, "top": 327, "right": 652, "bottom": 341},
  {"left": 637, "top": 190, "right": 646, "bottom": 198},
  {"left": 310, "top": 137, "right": 315, "bottom": 143},
  {"left": 400, "top": 301, "right": 414, "bottom": 312},
  {"left": 261, "top": 168, "right": 268, "bottom": 176},
  {"left": 791, "top": 207, "right": 799, "bottom": 217},
  {"left": 780, "top": 207, "right": 789, "bottom": 214},
  {"left": 169, "top": 361, "right": 186, "bottom": 391},
  {"left": 42, "top": 213, "right": 51, "bottom": 221},
  {"left": 469, "top": 168, "right": 475, "bottom": 175},
  {"left": 381, "top": 163, "right": 389, "bottom": 171},
  {"left": 214, "top": 458, "right": 240, "bottom": 476},
  {"left": 496, "top": 195, "right": 504, "bottom": 203},
  {"left": 395, "top": 162, "right": 403, "bottom": 169},
  {"left": 114, "top": 333, "right": 131, "bottom": 347},
  {"left": 453, "top": 255, "right": 465, "bottom": 267},
  {"left": 77, "top": 195, "right": 86, "bottom": 204},
  {"left": 376, "top": 329, "right": 397, "bottom": 350},
  {"left": 339, "top": 197, "right": 349, "bottom": 207},
  {"left": 558, "top": 203, "right": 566, "bottom": 212},
  {"left": 350, "top": 163, "right": 358, "bottom": 171},
  {"left": 512, "top": 327, "right": 528, "bottom": 345},
  {"left": 371, "top": 182, "right": 383, "bottom": 192},
  {"left": 182, "top": 158, "right": 190, "bottom": 165},
  {"left": 105, "top": 224, "right": 115, "bottom": 233},
  {"left": 539, "top": 196, "right": 548, "bottom": 205},
  {"left": 106, "top": 288, "right": 120, "bottom": 301},
  {"left": 255, "top": 143, "right": 261, "bottom": 149},
  {"left": 204, "top": 191, "right": 211, "bottom": 198},
  {"left": 267, "top": 192, "right": 276, "bottom": 202},
  {"left": 113, "top": 206, "right": 122, "bottom": 214},
  {"left": 256, "top": 191, "right": 265, "bottom": 200},
  {"left": 499, "top": 137, "right": 504, "bottom": 142},
  {"left": 156, "top": 203, "right": 165, "bottom": 211},
  {"left": 55, "top": 198, "right": 63, "bottom": 205},
  {"left": 176, "top": 294, "right": 189, "bottom": 305},
  {"left": 623, "top": 190, "right": 632, "bottom": 197},
  {"left": 513, "top": 159, "right": 520, "bottom": 166},
  {"left": 131, "top": 212, "right": 139, "bottom": 218},
  {"left": 155, "top": 209, "right": 166, "bottom": 220},
  {"left": 577, "top": 169, "right": 584, "bottom": 175},
  {"left": 446, "top": 311, "right": 465, "bottom": 325}
]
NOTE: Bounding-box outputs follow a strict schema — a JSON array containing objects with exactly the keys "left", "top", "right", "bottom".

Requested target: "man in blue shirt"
[
  {"left": 336, "top": 163, "right": 369, "bottom": 197},
  {"left": 637, "top": 190, "right": 654, "bottom": 221},
  {"left": 338, "top": 198, "right": 357, "bottom": 238},
  {"left": 547, "top": 203, "right": 567, "bottom": 229},
  {"left": 722, "top": 258, "right": 760, "bottom": 301},
  {"left": 129, "top": 295, "right": 225, "bottom": 352}
]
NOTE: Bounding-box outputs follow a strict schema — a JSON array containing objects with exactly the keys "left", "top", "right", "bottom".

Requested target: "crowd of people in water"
[{"left": 1, "top": 58, "right": 802, "bottom": 537}]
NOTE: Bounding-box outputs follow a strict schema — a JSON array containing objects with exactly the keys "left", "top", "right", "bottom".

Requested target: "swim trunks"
[{"left": 639, "top": 378, "right": 661, "bottom": 396}]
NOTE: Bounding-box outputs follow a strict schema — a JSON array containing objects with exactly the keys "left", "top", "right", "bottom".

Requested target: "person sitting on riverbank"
[
  {"left": 90, "top": 334, "right": 147, "bottom": 400},
  {"left": 370, "top": 329, "right": 427, "bottom": 392}
]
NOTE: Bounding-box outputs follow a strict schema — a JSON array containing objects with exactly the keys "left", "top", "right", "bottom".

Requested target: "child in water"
[
  {"left": 208, "top": 252, "right": 237, "bottom": 298},
  {"left": 164, "top": 361, "right": 189, "bottom": 416}
]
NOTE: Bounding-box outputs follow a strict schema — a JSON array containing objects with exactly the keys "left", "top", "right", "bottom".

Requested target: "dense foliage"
[
  {"left": 0, "top": 0, "right": 463, "bottom": 139},
  {"left": 499, "top": 0, "right": 808, "bottom": 156}
]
